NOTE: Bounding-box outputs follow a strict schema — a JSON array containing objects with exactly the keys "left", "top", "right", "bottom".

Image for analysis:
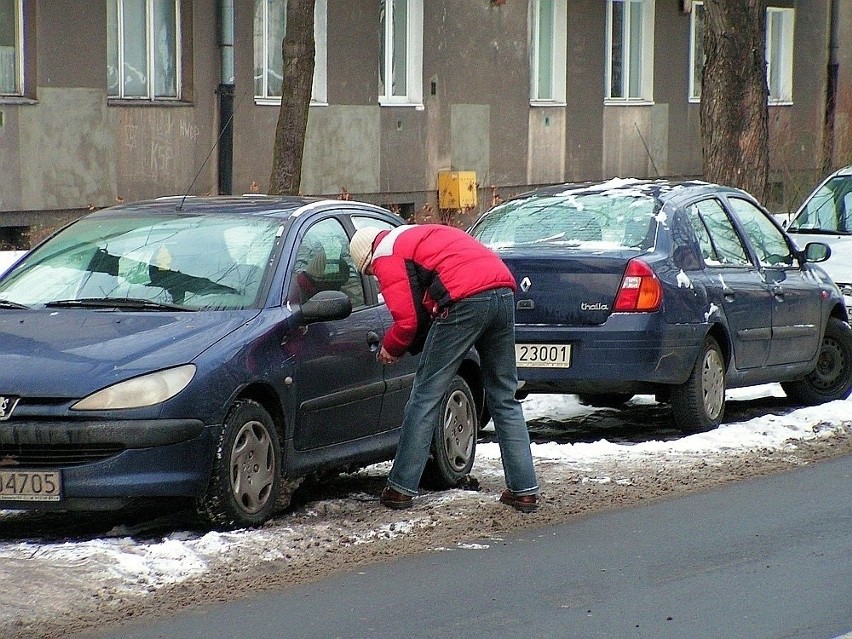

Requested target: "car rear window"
[{"left": 471, "top": 190, "right": 660, "bottom": 251}]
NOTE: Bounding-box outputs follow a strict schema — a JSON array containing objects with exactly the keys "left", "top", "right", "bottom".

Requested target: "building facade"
[{"left": 0, "top": 0, "right": 849, "bottom": 248}]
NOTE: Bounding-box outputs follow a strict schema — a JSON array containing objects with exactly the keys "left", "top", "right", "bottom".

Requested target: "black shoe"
[
  {"left": 380, "top": 487, "right": 414, "bottom": 510},
  {"left": 499, "top": 489, "right": 538, "bottom": 513}
]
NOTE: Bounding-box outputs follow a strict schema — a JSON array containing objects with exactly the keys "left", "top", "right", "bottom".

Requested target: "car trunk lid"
[{"left": 500, "top": 249, "right": 642, "bottom": 326}]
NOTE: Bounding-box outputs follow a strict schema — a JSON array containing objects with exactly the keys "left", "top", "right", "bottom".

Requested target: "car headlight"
[{"left": 71, "top": 364, "right": 196, "bottom": 410}]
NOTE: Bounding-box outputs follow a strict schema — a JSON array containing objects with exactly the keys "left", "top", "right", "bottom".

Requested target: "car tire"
[
  {"left": 422, "top": 375, "right": 477, "bottom": 490},
  {"left": 781, "top": 317, "right": 852, "bottom": 404},
  {"left": 576, "top": 393, "right": 634, "bottom": 408},
  {"left": 671, "top": 336, "right": 726, "bottom": 432},
  {"left": 196, "top": 399, "right": 282, "bottom": 529}
]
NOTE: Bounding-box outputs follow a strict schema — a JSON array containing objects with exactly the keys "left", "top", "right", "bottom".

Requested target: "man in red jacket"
[{"left": 349, "top": 224, "right": 539, "bottom": 512}]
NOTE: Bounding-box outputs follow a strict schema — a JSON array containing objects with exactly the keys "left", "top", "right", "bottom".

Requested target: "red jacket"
[{"left": 371, "top": 224, "right": 517, "bottom": 356}]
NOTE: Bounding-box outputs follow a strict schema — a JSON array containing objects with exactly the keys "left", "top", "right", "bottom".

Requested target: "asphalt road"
[{"left": 77, "top": 455, "right": 852, "bottom": 639}]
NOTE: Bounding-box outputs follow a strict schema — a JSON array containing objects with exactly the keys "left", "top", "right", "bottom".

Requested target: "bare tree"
[
  {"left": 268, "top": 0, "right": 316, "bottom": 196},
  {"left": 700, "top": 0, "right": 769, "bottom": 201}
]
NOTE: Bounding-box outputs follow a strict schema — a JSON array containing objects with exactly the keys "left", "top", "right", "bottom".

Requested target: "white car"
[{"left": 785, "top": 165, "right": 852, "bottom": 314}]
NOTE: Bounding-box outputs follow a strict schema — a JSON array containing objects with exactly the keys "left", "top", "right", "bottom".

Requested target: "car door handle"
[
  {"left": 366, "top": 331, "right": 381, "bottom": 351},
  {"left": 722, "top": 287, "right": 735, "bottom": 302}
]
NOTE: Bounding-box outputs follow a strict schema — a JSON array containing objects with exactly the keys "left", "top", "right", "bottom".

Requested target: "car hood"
[
  {"left": 0, "top": 309, "right": 259, "bottom": 397},
  {"left": 787, "top": 232, "right": 852, "bottom": 285}
]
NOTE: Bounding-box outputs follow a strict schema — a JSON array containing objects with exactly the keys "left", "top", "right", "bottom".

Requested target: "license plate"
[
  {"left": 0, "top": 470, "right": 62, "bottom": 502},
  {"left": 515, "top": 343, "right": 572, "bottom": 368}
]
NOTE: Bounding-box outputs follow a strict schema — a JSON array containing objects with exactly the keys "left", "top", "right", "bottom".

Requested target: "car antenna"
[{"left": 177, "top": 89, "right": 249, "bottom": 211}]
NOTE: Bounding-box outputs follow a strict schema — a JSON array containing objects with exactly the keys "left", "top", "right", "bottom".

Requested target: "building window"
[
  {"left": 530, "top": 0, "right": 567, "bottom": 105},
  {"left": 0, "top": 0, "right": 23, "bottom": 95},
  {"left": 688, "top": 0, "right": 705, "bottom": 102},
  {"left": 606, "top": 0, "right": 654, "bottom": 104},
  {"left": 107, "top": 0, "right": 181, "bottom": 100},
  {"left": 766, "top": 7, "right": 794, "bottom": 104},
  {"left": 605, "top": 0, "right": 655, "bottom": 103},
  {"left": 253, "top": 0, "right": 328, "bottom": 105},
  {"left": 379, "top": 0, "right": 423, "bottom": 106},
  {"left": 687, "top": 4, "right": 794, "bottom": 105}
]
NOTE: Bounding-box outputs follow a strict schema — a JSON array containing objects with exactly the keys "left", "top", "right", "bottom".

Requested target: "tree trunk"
[
  {"left": 700, "top": 0, "right": 769, "bottom": 201},
  {"left": 268, "top": 0, "right": 316, "bottom": 196}
]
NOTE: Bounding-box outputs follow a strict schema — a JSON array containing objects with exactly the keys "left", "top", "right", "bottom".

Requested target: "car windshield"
[
  {"left": 471, "top": 189, "right": 660, "bottom": 251},
  {"left": 788, "top": 174, "right": 852, "bottom": 234},
  {"left": 0, "top": 212, "right": 284, "bottom": 310}
]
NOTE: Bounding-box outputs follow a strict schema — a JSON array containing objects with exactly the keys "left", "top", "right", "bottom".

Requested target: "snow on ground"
[{"left": 0, "top": 384, "right": 848, "bottom": 611}]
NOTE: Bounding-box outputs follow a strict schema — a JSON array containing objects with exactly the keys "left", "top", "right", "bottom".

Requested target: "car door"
[
  {"left": 687, "top": 198, "right": 773, "bottom": 370},
  {"left": 350, "top": 214, "right": 419, "bottom": 432},
  {"left": 282, "top": 215, "right": 386, "bottom": 450},
  {"left": 726, "top": 196, "right": 823, "bottom": 366}
]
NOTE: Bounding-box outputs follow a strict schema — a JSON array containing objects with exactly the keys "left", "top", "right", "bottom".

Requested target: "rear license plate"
[
  {"left": 515, "top": 343, "right": 572, "bottom": 368},
  {"left": 0, "top": 470, "right": 62, "bottom": 502}
]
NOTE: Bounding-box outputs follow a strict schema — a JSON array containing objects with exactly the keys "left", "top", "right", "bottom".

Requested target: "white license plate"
[
  {"left": 0, "top": 470, "right": 62, "bottom": 502},
  {"left": 515, "top": 343, "right": 572, "bottom": 368}
]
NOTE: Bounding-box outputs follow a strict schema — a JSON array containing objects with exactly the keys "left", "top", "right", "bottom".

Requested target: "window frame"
[
  {"left": 529, "top": 0, "right": 567, "bottom": 106},
  {"left": 107, "top": 0, "right": 183, "bottom": 101},
  {"left": 253, "top": 0, "right": 328, "bottom": 106},
  {"left": 688, "top": 0, "right": 705, "bottom": 103},
  {"left": 379, "top": 0, "right": 423, "bottom": 108},
  {"left": 0, "top": 0, "right": 24, "bottom": 97},
  {"left": 688, "top": 3, "right": 795, "bottom": 106},
  {"left": 766, "top": 7, "right": 794, "bottom": 105},
  {"left": 605, "top": 0, "right": 655, "bottom": 105}
]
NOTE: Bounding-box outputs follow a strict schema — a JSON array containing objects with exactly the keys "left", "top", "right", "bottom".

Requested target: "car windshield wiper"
[
  {"left": 787, "top": 227, "right": 850, "bottom": 235},
  {"left": 44, "top": 297, "right": 196, "bottom": 311},
  {"left": 0, "top": 299, "right": 30, "bottom": 309}
]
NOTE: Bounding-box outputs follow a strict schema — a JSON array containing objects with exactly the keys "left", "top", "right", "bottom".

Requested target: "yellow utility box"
[{"left": 438, "top": 171, "right": 477, "bottom": 209}]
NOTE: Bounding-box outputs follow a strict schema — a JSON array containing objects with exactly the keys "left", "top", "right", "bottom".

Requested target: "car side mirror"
[
  {"left": 803, "top": 241, "right": 831, "bottom": 263},
  {"left": 299, "top": 290, "right": 353, "bottom": 323}
]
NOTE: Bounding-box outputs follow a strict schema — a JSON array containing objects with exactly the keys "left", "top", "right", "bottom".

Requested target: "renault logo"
[
  {"left": 0, "top": 396, "right": 19, "bottom": 421},
  {"left": 520, "top": 277, "right": 532, "bottom": 292}
]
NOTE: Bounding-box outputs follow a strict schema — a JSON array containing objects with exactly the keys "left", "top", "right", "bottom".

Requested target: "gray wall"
[{"left": 0, "top": 0, "right": 848, "bottom": 245}]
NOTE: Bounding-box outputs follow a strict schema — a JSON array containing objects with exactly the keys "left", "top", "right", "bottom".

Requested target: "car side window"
[
  {"left": 289, "top": 218, "right": 366, "bottom": 308},
  {"left": 727, "top": 197, "right": 794, "bottom": 267},
  {"left": 688, "top": 199, "right": 751, "bottom": 266},
  {"left": 352, "top": 216, "right": 396, "bottom": 233}
]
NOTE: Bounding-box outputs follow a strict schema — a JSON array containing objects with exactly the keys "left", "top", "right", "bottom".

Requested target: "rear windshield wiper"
[
  {"left": 44, "top": 297, "right": 196, "bottom": 311},
  {"left": 0, "top": 299, "right": 30, "bottom": 310}
]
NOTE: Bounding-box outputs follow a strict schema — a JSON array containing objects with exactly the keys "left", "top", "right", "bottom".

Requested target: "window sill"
[
  {"left": 378, "top": 99, "right": 425, "bottom": 110},
  {"left": 604, "top": 99, "right": 655, "bottom": 107},
  {"left": 0, "top": 96, "right": 37, "bottom": 105},
  {"left": 254, "top": 97, "right": 329, "bottom": 107},
  {"left": 107, "top": 99, "right": 194, "bottom": 107},
  {"left": 530, "top": 100, "right": 567, "bottom": 108}
]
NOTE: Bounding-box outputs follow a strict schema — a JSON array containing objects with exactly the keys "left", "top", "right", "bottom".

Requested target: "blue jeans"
[{"left": 387, "top": 287, "right": 539, "bottom": 497}]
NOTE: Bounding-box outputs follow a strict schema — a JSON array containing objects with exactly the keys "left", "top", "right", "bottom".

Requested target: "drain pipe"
[
  {"left": 822, "top": 0, "right": 839, "bottom": 175},
  {"left": 217, "top": 0, "right": 235, "bottom": 194}
]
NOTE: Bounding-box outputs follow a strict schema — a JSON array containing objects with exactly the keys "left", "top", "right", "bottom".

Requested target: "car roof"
[
  {"left": 509, "top": 177, "right": 747, "bottom": 206},
  {"left": 86, "top": 195, "right": 391, "bottom": 221},
  {"left": 828, "top": 165, "right": 852, "bottom": 178}
]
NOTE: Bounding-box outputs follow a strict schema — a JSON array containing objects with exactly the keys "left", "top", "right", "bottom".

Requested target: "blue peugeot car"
[
  {"left": 469, "top": 178, "right": 852, "bottom": 431},
  {"left": 0, "top": 196, "right": 483, "bottom": 528}
]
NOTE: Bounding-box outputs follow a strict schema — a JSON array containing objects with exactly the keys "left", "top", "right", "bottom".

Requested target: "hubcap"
[
  {"left": 810, "top": 337, "right": 846, "bottom": 392},
  {"left": 441, "top": 389, "right": 476, "bottom": 472},
  {"left": 229, "top": 420, "right": 275, "bottom": 514},
  {"left": 702, "top": 348, "right": 725, "bottom": 420}
]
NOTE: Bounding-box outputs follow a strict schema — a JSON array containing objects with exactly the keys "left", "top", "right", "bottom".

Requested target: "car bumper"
[
  {"left": 514, "top": 314, "right": 707, "bottom": 394},
  {"left": 0, "top": 418, "right": 219, "bottom": 508}
]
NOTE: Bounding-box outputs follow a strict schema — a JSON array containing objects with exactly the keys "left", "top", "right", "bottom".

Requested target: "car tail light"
[{"left": 613, "top": 259, "right": 662, "bottom": 312}]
